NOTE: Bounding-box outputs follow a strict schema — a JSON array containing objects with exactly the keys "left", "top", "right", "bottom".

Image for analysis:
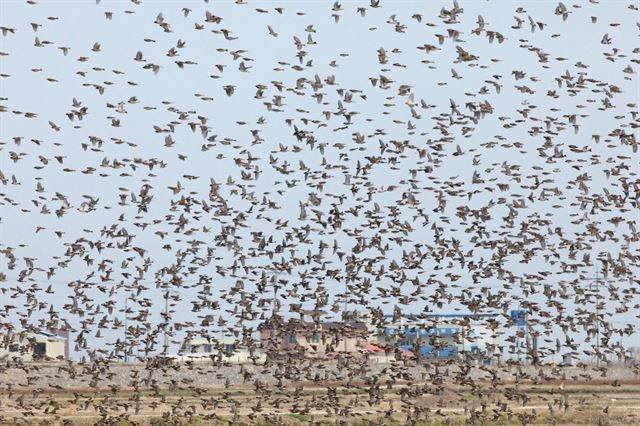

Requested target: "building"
[
  {"left": 359, "top": 340, "right": 414, "bottom": 364},
  {"left": 171, "top": 338, "right": 265, "bottom": 364},
  {"left": 621, "top": 347, "right": 640, "bottom": 366},
  {"left": 0, "top": 328, "right": 69, "bottom": 362},
  {"left": 378, "top": 314, "right": 498, "bottom": 363},
  {"left": 259, "top": 316, "right": 369, "bottom": 359}
]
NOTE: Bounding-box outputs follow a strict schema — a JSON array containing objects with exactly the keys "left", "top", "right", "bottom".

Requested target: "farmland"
[{"left": 1, "top": 363, "right": 639, "bottom": 425}]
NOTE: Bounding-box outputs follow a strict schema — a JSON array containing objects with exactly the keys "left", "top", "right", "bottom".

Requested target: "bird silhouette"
[{"left": 0, "top": 0, "right": 637, "bottom": 424}]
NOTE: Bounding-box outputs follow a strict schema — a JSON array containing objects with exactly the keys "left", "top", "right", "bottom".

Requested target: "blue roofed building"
[{"left": 377, "top": 314, "right": 499, "bottom": 363}]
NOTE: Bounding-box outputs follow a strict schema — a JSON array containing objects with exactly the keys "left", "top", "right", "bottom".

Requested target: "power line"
[{"left": 0, "top": 276, "right": 235, "bottom": 285}]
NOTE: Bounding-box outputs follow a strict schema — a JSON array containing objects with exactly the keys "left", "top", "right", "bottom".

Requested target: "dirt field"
[{"left": 1, "top": 363, "right": 639, "bottom": 425}]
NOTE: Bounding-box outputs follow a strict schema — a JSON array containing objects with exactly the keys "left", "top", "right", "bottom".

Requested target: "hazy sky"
[{"left": 1, "top": 0, "right": 639, "bottom": 360}]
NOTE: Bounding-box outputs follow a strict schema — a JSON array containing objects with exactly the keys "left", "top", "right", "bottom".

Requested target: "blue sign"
[{"left": 510, "top": 310, "right": 526, "bottom": 327}]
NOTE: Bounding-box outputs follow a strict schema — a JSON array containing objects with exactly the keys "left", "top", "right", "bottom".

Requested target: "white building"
[
  {"left": 170, "top": 338, "right": 265, "bottom": 364},
  {"left": 0, "top": 329, "right": 69, "bottom": 362}
]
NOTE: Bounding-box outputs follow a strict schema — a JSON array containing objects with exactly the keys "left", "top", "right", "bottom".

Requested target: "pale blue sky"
[{"left": 1, "top": 0, "right": 638, "bottom": 361}]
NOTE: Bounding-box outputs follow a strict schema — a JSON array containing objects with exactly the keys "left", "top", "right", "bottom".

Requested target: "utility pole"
[
  {"left": 263, "top": 269, "right": 284, "bottom": 358},
  {"left": 124, "top": 294, "right": 128, "bottom": 363},
  {"left": 272, "top": 281, "right": 278, "bottom": 317},
  {"left": 517, "top": 327, "right": 521, "bottom": 364},
  {"left": 461, "top": 320, "right": 465, "bottom": 364},
  {"left": 581, "top": 273, "right": 629, "bottom": 367},
  {"left": 264, "top": 269, "right": 281, "bottom": 317},
  {"left": 163, "top": 289, "right": 169, "bottom": 355},
  {"left": 344, "top": 281, "right": 348, "bottom": 353},
  {"left": 583, "top": 273, "right": 603, "bottom": 367},
  {"left": 595, "top": 269, "right": 600, "bottom": 368},
  {"left": 524, "top": 311, "right": 529, "bottom": 366}
]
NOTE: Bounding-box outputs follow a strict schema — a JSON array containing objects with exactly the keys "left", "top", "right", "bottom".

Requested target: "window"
[
  {"left": 34, "top": 342, "right": 47, "bottom": 356},
  {"left": 224, "top": 344, "right": 234, "bottom": 353},
  {"left": 310, "top": 333, "right": 320, "bottom": 344},
  {"left": 9, "top": 344, "right": 19, "bottom": 352},
  {"left": 287, "top": 333, "right": 297, "bottom": 344},
  {"left": 203, "top": 344, "right": 212, "bottom": 353}
]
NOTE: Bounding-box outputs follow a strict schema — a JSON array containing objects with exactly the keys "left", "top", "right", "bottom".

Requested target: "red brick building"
[{"left": 259, "top": 316, "right": 369, "bottom": 359}]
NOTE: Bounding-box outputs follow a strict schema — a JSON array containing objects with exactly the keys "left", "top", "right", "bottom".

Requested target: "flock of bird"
[{"left": 0, "top": 0, "right": 639, "bottom": 424}]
